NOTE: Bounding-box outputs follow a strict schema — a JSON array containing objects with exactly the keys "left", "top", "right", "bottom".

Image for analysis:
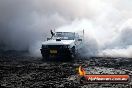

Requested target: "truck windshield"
[{"left": 54, "top": 32, "right": 75, "bottom": 40}]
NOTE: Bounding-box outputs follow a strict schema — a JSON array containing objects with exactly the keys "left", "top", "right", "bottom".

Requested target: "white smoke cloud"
[
  {"left": 98, "top": 45, "right": 132, "bottom": 58},
  {"left": 99, "top": 19, "right": 132, "bottom": 58},
  {"left": 0, "top": 0, "right": 132, "bottom": 57}
]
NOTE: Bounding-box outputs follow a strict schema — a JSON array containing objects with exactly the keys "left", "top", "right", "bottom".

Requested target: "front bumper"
[{"left": 40, "top": 48, "right": 73, "bottom": 61}]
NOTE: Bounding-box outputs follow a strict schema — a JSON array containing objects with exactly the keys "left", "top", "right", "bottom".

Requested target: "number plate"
[{"left": 50, "top": 50, "right": 57, "bottom": 54}]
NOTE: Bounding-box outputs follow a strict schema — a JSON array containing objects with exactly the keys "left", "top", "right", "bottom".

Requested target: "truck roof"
[{"left": 55, "top": 29, "right": 76, "bottom": 32}]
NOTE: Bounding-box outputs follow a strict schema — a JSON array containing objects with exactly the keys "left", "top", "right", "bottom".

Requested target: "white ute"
[{"left": 40, "top": 30, "right": 83, "bottom": 61}]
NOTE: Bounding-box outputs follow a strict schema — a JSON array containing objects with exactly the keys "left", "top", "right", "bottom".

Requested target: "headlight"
[
  {"left": 64, "top": 45, "right": 70, "bottom": 48},
  {"left": 67, "top": 45, "right": 70, "bottom": 48},
  {"left": 42, "top": 45, "right": 48, "bottom": 48}
]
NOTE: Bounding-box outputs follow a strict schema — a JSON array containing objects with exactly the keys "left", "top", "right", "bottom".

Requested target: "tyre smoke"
[{"left": 0, "top": 0, "right": 132, "bottom": 57}]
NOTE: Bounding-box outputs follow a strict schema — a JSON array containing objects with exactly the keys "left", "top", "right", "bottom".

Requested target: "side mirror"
[
  {"left": 78, "top": 39, "right": 82, "bottom": 41},
  {"left": 47, "top": 38, "right": 51, "bottom": 41}
]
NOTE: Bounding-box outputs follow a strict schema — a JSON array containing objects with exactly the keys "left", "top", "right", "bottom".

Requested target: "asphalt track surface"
[{"left": 0, "top": 51, "right": 132, "bottom": 88}]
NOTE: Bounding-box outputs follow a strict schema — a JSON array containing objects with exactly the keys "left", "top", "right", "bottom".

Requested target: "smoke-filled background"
[{"left": 0, "top": 0, "right": 132, "bottom": 58}]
